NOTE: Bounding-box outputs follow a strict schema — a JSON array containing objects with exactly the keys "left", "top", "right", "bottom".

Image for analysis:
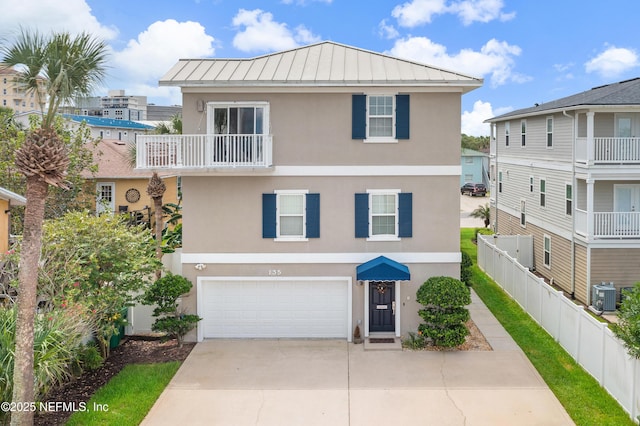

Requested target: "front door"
[
  {"left": 369, "top": 281, "right": 395, "bottom": 332},
  {"left": 96, "top": 182, "right": 115, "bottom": 215}
]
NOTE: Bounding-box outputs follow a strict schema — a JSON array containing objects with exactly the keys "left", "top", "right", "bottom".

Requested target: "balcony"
[
  {"left": 136, "top": 134, "right": 272, "bottom": 170},
  {"left": 576, "top": 137, "right": 640, "bottom": 165},
  {"left": 575, "top": 209, "right": 640, "bottom": 239}
]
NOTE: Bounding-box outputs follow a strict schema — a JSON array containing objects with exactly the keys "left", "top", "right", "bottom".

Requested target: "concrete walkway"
[{"left": 142, "top": 291, "right": 574, "bottom": 425}]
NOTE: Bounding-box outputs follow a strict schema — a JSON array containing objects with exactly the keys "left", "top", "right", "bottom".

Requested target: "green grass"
[
  {"left": 65, "top": 361, "right": 181, "bottom": 426},
  {"left": 461, "top": 228, "right": 635, "bottom": 426}
]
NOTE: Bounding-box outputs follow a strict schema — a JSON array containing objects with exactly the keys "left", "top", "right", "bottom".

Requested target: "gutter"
[{"left": 563, "top": 109, "right": 576, "bottom": 300}]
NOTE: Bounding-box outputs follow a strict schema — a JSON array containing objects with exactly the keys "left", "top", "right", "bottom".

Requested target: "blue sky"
[{"left": 2, "top": 0, "right": 640, "bottom": 135}]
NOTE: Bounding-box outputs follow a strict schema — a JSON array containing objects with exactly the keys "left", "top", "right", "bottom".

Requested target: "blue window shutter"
[
  {"left": 355, "top": 193, "right": 369, "bottom": 238},
  {"left": 262, "top": 193, "right": 276, "bottom": 238},
  {"left": 396, "top": 94, "right": 410, "bottom": 140},
  {"left": 306, "top": 193, "right": 320, "bottom": 238},
  {"left": 352, "top": 94, "right": 366, "bottom": 139},
  {"left": 398, "top": 192, "right": 412, "bottom": 237}
]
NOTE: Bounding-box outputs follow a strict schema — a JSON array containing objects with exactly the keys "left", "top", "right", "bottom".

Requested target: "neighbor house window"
[
  {"left": 498, "top": 171, "right": 503, "bottom": 193},
  {"left": 505, "top": 122, "right": 510, "bottom": 146},
  {"left": 352, "top": 94, "right": 410, "bottom": 142},
  {"left": 546, "top": 117, "right": 553, "bottom": 147},
  {"left": 565, "top": 184, "right": 572, "bottom": 216},
  {"left": 543, "top": 234, "right": 551, "bottom": 268},
  {"left": 520, "top": 199, "right": 526, "bottom": 227},
  {"left": 540, "top": 179, "right": 546, "bottom": 207},
  {"left": 521, "top": 120, "right": 527, "bottom": 146},
  {"left": 355, "top": 190, "right": 412, "bottom": 240},
  {"left": 529, "top": 176, "right": 534, "bottom": 192},
  {"left": 262, "top": 191, "right": 320, "bottom": 240}
]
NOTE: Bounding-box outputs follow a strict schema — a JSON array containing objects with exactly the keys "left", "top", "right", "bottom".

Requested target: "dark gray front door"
[{"left": 369, "top": 281, "right": 395, "bottom": 332}]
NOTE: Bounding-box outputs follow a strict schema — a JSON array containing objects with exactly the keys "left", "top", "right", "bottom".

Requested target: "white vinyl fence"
[{"left": 477, "top": 234, "right": 639, "bottom": 422}]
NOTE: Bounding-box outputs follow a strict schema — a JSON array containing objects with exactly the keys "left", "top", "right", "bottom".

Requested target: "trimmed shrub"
[
  {"left": 416, "top": 276, "right": 471, "bottom": 347},
  {"left": 460, "top": 250, "right": 473, "bottom": 287},
  {"left": 611, "top": 282, "right": 640, "bottom": 359},
  {"left": 142, "top": 273, "right": 201, "bottom": 347}
]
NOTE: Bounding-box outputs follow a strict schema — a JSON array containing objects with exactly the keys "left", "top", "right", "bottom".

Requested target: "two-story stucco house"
[
  {"left": 137, "top": 41, "right": 482, "bottom": 342},
  {"left": 486, "top": 77, "right": 640, "bottom": 306}
]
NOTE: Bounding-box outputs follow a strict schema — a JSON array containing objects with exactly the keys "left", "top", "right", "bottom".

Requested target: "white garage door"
[{"left": 199, "top": 278, "right": 350, "bottom": 339}]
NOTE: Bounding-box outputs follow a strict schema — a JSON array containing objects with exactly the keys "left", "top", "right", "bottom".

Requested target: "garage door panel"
[{"left": 200, "top": 279, "right": 348, "bottom": 339}]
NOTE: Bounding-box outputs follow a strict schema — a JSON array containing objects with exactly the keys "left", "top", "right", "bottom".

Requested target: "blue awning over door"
[{"left": 356, "top": 256, "right": 410, "bottom": 281}]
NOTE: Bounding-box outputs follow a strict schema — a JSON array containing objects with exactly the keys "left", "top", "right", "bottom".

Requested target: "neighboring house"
[
  {"left": 461, "top": 148, "right": 489, "bottom": 187},
  {"left": 0, "top": 187, "right": 25, "bottom": 254},
  {"left": 486, "top": 77, "right": 640, "bottom": 306},
  {"left": 84, "top": 139, "right": 179, "bottom": 224},
  {"left": 137, "top": 41, "right": 482, "bottom": 342}
]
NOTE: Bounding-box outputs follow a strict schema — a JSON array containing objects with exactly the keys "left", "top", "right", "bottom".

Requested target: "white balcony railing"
[
  {"left": 576, "top": 137, "right": 640, "bottom": 164},
  {"left": 575, "top": 209, "right": 640, "bottom": 239},
  {"left": 136, "top": 134, "right": 272, "bottom": 170}
]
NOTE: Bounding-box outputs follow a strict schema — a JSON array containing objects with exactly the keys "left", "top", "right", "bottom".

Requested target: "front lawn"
[
  {"left": 65, "top": 361, "right": 181, "bottom": 426},
  {"left": 461, "top": 228, "right": 635, "bottom": 426}
]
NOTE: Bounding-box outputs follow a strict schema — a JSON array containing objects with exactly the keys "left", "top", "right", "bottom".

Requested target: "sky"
[{"left": 2, "top": 0, "right": 640, "bottom": 136}]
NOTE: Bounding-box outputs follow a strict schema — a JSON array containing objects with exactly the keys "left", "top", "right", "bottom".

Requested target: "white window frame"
[
  {"left": 505, "top": 122, "right": 510, "bottom": 146},
  {"left": 275, "top": 189, "right": 308, "bottom": 242},
  {"left": 520, "top": 199, "right": 526, "bottom": 227},
  {"left": 529, "top": 176, "right": 534, "bottom": 193},
  {"left": 367, "top": 189, "right": 400, "bottom": 241},
  {"left": 565, "top": 183, "right": 573, "bottom": 216},
  {"left": 540, "top": 178, "right": 546, "bottom": 208},
  {"left": 365, "top": 95, "right": 396, "bottom": 143},
  {"left": 96, "top": 182, "right": 115, "bottom": 215},
  {"left": 521, "top": 119, "right": 527, "bottom": 146},
  {"left": 207, "top": 101, "right": 270, "bottom": 136},
  {"left": 546, "top": 116, "right": 553, "bottom": 148},
  {"left": 543, "top": 234, "right": 551, "bottom": 268}
]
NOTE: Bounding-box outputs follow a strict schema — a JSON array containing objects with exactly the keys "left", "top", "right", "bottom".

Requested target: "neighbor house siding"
[
  {"left": 574, "top": 243, "right": 588, "bottom": 303},
  {"left": 591, "top": 248, "right": 640, "bottom": 296}
]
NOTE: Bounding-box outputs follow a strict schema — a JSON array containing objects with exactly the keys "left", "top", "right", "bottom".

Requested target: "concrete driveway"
[
  {"left": 461, "top": 192, "right": 490, "bottom": 228},
  {"left": 142, "top": 292, "right": 574, "bottom": 426}
]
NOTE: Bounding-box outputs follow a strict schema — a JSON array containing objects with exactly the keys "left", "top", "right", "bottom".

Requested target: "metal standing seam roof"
[
  {"left": 0, "top": 187, "right": 26, "bottom": 205},
  {"left": 63, "top": 114, "right": 155, "bottom": 130},
  {"left": 159, "top": 41, "right": 483, "bottom": 92},
  {"left": 486, "top": 77, "right": 640, "bottom": 122}
]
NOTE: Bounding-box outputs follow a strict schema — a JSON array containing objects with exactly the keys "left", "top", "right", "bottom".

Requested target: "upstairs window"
[
  {"left": 262, "top": 191, "right": 319, "bottom": 240},
  {"left": 543, "top": 235, "right": 551, "bottom": 268},
  {"left": 546, "top": 117, "right": 553, "bottom": 147},
  {"left": 355, "top": 190, "right": 412, "bottom": 240},
  {"left": 352, "top": 94, "right": 410, "bottom": 142},
  {"left": 505, "top": 122, "right": 510, "bottom": 146},
  {"left": 565, "top": 184, "right": 573, "bottom": 216},
  {"left": 521, "top": 120, "right": 527, "bottom": 146},
  {"left": 540, "top": 179, "right": 546, "bottom": 207}
]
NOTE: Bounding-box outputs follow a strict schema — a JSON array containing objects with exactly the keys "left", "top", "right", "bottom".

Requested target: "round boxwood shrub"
[
  {"left": 460, "top": 250, "right": 473, "bottom": 287},
  {"left": 416, "top": 276, "right": 471, "bottom": 347}
]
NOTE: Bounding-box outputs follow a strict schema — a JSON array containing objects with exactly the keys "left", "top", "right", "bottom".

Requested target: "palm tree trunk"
[
  {"left": 11, "top": 176, "right": 48, "bottom": 426},
  {"left": 154, "top": 197, "right": 163, "bottom": 280}
]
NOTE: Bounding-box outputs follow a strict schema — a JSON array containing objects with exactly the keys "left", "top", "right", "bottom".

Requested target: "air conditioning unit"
[{"left": 592, "top": 284, "right": 616, "bottom": 312}]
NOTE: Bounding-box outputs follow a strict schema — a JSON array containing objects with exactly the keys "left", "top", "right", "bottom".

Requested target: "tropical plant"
[
  {"left": 142, "top": 273, "right": 201, "bottom": 348},
  {"left": 161, "top": 201, "right": 182, "bottom": 253},
  {"left": 416, "top": 276, "right": 471, "bottom": 347},
  {"left": 1, "top": 28, "right": 108, "bottom": 423},
  {"left": 460, "top": 250, "right": 473, "bottom": 287},
  {"left": 147, "top": 172, "right": 167, "bottom": 278},
  {"left": 611, "top": 283, "right": 640, "bottom": 359},
  {"left": 0, "top": 305, "right": 91, "bottom": 424},
  {"left": 470, "top": 203, "right": 491, "bottom": 228},
  {"left": 154, "top": 113, "right": 182, "bottom": 134}
]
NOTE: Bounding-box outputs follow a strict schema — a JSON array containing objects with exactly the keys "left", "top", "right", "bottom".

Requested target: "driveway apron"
[{"left": 142, "top": 291, "right": 574, "bottom": 426}]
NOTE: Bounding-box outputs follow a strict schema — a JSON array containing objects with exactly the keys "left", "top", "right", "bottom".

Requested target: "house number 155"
[{"left": 268, "top": 269, "right": 282, "bottom": 276}]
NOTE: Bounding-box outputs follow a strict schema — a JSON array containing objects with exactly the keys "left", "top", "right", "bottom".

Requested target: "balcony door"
[{"left": 614, "top": 184, "right": 640, "bottom": 235}]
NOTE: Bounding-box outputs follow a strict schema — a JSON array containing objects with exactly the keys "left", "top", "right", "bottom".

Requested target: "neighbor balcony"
[
  {"left": 575, "top": 210, "right": 640, "bottom": 239},
  {"left": 575, "top": 137, "right": 640, "bottom": 165},
  {"left": 136, "top": 134, "right": 272, "bottom": 170}
]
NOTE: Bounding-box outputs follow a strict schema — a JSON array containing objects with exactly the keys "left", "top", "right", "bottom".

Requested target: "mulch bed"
[{"left": 34, "top": 336, "right": 195, "bottom": 426}]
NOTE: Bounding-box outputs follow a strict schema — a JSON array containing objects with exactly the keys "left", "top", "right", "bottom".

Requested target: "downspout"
[
  {"left": 492, "top": 122, "right": 499, "bottom": 233},
  {"left": 563, "top": 110, "right": 576, "bottom": 300}
]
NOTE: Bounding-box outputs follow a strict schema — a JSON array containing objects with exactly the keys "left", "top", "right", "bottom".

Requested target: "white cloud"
[
  {"left": 392, "top": 0, "right": 514, "bottom": 27},
  {"left": 461, "top": 100, "right": 493, "bottom": 136},
  {"left": 0, "top": 0, "right": 117, "bottom": 41},
  {"left": 392, "top": 0, "right": 447, "bottom": 27},
  {"left": 232, "top": 9, "right": 320, "bottom": 53},
  {"left": 378, "top": 20, "right": 400, "bottom": 39},
  {"left": 449, "top": 0, "right": 515, "bottom": 26},
  {"left": 585, "top": 45, "right": 639, "bottom": 78},
  {"left": 388, "top": 36, "right": 529, "bottom": 87}
]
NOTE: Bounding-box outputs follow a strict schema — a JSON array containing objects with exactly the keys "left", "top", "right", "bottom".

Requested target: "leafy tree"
[
  {"left": 611, "top": 283, "right": 640, "bottom": 359},
  {"left": 142, "top": 274, "right": 201, "bottom": 348},
  {"left": 460, "top": 251, "right": 473, "bottom": 287},
  {"left": 416, "top": 276, "right": 471, "bottom": 347},
  {"left": 461, "top": 133, "right": 490, "bottom": 151},
  {"left": 1, "top": 29, "right": 108, "bottom": 421},
  {"left": 470, "top": 203, "right": 491, "bottom": 228}
]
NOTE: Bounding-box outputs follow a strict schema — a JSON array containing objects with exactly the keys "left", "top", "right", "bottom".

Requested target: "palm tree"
[
  {"left": 470, "top": 203, "right": 491, "bottom": 228},
  {"left": 147, "top": 172, "right": 166, "bottom": 279},
  {"left": 1, "top": 29, "right": 107, "bottom": 425}
]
